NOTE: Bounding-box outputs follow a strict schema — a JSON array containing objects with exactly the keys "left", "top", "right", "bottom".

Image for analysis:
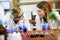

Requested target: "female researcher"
[
  {"left": 6, "top": 8, "right": 31, "bottom": 32},
  {"left": 35, "top": 1, "right": 58, "bottom": 30}
]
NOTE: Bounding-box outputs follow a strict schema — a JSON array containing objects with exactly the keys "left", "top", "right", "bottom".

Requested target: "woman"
[
  {"left": 6, "top": 8, "right": 31, "bottom": 32},
  {"left": 35, "top": 1, "right": 58, "bottom": 30}
]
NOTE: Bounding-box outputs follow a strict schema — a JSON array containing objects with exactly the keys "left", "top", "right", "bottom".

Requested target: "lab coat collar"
[{"left": 42, "top": 18, "right": 47, "bottom": 25}]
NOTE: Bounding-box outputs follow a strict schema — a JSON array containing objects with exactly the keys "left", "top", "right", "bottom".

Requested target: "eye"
[{"left": 38, "top": 10, "right": 41, "bottom": 12}]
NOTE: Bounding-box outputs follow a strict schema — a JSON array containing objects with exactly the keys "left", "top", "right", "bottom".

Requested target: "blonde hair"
[
  {"left": 37, "top": 1, "right": 52, "bottom": 23},
  {"left": 12, "top": 8, "right": 21, "bottom": 17}
]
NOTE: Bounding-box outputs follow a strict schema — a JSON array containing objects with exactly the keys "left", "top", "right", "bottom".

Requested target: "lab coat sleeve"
[
  {"left": 2, "top": 11, "right": 11, "bottom": 28},
  {"left": 35, "top": 15, "right": 38, "bottom": 30},
  {"left": 35, "top": 15, "right": 42, "bottom": 30},
  {"left": 4, "top": 18, "right": 13, "bottom": 30},
  {"left": 23, "top": 14, "right": 31, "bottom": 31}
]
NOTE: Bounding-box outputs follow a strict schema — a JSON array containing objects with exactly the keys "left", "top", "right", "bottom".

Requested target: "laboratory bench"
[
  {"left": 21, "top": 29, "right": 57, "bottom": 40},
  {"left": 0, "top": 26, "right": 59, "bottom": 40}
]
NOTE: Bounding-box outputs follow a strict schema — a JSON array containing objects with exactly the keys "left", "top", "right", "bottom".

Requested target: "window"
[
  {"left": 20, "top": 5, "right": 37, "bottom": 20},
  {"left": 0, "top": 1, "right": 10, "bottom": 9}
]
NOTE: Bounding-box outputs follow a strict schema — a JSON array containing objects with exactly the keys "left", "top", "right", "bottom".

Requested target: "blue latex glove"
[
  {"left": 6, "top": 29, "right": 17, "bottom": 33},
  {"left": 23, "top": 25, "right": 27, "bottom": 32},
  {"left": 19, "top": 25, "right": 27, "bottom": 32},
  {"left": 19, "top": 26, "right": 23, "bottom": 30},
  {"left": 47, "top": 26, "right": 51, "bottom": 30},
  {"left": 42, "top": 24, "right": 46, "bottom": 30}
]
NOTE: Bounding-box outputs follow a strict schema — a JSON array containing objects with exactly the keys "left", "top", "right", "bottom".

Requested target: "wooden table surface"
[{"left": 21, "top": 30, "right": 57, "bottom": 40}]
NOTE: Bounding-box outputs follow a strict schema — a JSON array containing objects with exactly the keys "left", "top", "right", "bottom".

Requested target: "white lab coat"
[
  {"left": 0, "top": 5, "right": 4, "bottom": 18},
  {"left": 5, "top": 13, "right": 31, "bottom": 31},
  {"left": 35, "top": 11, "right": 58, "bottom": 30},
  {"left": 0, "top": 5, "right": 5, "bottom": 26},
  {"left": 3, "top": 11, "right": 11, "bottom": 27}
]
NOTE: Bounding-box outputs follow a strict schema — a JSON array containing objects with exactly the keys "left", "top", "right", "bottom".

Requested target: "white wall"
[{"left": 20, "top": 5, "right": 37, "bottom": 20}]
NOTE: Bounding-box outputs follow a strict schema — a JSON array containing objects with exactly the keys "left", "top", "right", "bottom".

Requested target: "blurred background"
[
  {"left": 0, "top": 0, "right": 60, "bottom": 27},
  {"left": 0, "top": 0, "right": 60, "bottom": 40}
]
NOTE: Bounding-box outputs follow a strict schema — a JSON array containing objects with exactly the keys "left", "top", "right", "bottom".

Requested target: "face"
[
  {"left": 37, "top": 8, "right": 46, "bottom": 18},
  {"left": 13, "top": 10, "right": 23, "bottom": 23}
]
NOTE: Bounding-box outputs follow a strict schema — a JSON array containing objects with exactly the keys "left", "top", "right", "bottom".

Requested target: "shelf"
[{"left": 12, "top": 0, "right": 60, "bottom": 6}]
